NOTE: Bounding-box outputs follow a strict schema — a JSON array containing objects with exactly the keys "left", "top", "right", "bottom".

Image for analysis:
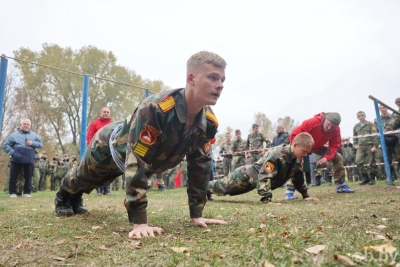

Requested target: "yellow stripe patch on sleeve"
[
  {"left": 206, "top": 110, "right": 219, "bottom": 127},
  {"left": 157, "top": 96, "right": 175, "bottom": 113},
  {"left": 133, "top": 142, "right": 149, "bottom": 157}
]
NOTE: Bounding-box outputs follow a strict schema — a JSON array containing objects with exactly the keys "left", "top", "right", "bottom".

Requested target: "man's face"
[
  {"left": 100, "top": 108, "right": 110, "bottom": 119},
  {"left": 226, "top": 134, "right": 231, "bottom": 142},
  {"left": 235, "top": 132, "right": 241, "bottom": 140},
  {"left": 379, "top": 106, "right": 388, "bottom": 116},
  {"left": 20, "top": 120, "right": 31, "bottom": 132},
  {"left": 253, "top": 126, "right": 259, "bottom": 134},
  {"left": 357, "top": 112, "right": 366, "bottom": 122},
  {"left": 322, "top": 119, "right": 338, "bottom": 133},
  {"left": 189, "top": 63, "right": 225, "bottom": 106},
  {"left": 277, "top": 126, "right": 284, "bottom": 134},
  {"left": 292, "top": 143, "right": 312, "bottom": 159}
]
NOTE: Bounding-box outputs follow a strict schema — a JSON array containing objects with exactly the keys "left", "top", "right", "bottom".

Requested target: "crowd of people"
[{"left": 2, "top": 51, "right": 400, "bottom": 240}]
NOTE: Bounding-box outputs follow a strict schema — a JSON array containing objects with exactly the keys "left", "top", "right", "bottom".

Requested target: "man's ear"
[{"left": 187, "top": 73, "right": 195, "bottom": 86}]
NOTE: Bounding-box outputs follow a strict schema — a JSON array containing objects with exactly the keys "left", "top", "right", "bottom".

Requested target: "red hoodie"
[
  {"left": 290, "top": 112, "right": 341, "bottom": 161},
  {"left": 86, "top": 117, "right": 113, "bottom": 146}
]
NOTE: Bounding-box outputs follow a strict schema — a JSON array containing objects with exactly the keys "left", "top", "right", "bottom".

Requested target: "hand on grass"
[
  {"left": 129, "top": 224, "right": 163, "bottom": 238},
  {"left": 191, "top": 217, "right": 227, "bottom": 228},
  {"left": 304, "top": 197, "right": 319, "bottom": 202}
]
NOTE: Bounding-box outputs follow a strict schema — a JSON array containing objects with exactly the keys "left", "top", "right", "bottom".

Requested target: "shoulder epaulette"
[
  {"left": 206, "top": 109, "right": 219, "bottom": 127},
  {"left": 157, "top": 96, "right": 175, "bottom": 113}
]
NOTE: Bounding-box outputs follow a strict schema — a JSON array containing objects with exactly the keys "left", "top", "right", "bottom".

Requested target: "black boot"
[
  {"left": 358, "top": 173, "right": 370, "bottom": 185},
  {"left": 104, "top": 187, "right": 111, "bottom": 195},
  {"left": 55, "top": 188, "right": 74, "bottom": 217},
  {"left": 314, "top": 176, "right": 321, "bottom": 186},
  {"left": 207, "top": 193, "right": 214, "bottom": 201},
  {"left": 327, "top": 176, "right": 333, "bottom": 186},
  {"left": 368, "top": 173, "right": 376, "bottom": 185},
  {"left": 158, "top": 185, "right": 165, "bottom": 192},
  {"left": 70, "top": 191, "right": 89, "bottom": 214}
]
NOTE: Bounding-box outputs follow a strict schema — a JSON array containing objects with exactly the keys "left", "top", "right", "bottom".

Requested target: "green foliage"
[{"left": 9, "top": 43, "right": 170, "bottom": 154}]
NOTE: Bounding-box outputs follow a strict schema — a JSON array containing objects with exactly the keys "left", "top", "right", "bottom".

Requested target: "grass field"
[{"left": 0, "top": 181, "right": 399, "bottom": 267}]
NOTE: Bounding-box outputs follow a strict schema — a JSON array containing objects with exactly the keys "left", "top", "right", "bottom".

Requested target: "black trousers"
[{"left": 9, "top": 162, "right": 33, "bottom": 195}]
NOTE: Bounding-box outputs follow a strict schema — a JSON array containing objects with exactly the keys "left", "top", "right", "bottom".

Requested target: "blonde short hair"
[
  {"left": 293, "top": 132, "right": 314, "bottom": 149},
  {"left": 187, "top": 51, "right": 226, "bottom": 75}
]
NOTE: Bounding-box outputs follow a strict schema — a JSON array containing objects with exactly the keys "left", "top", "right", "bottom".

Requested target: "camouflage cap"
[
  {"left": 35, "top": 154, "right": 40, "bottom": 160},
  {"left": 71, "top": 155, "right": 77, "bottom": 158},
  {"left": 325, "top": 112, "right": 341, "bottom": 125},
  {"left": 42, "top": 151, "right": 46, "bottom": 154},
  {"left": 64, "top": 154, "right": 68, "bottom": 157},
  {"left": 395, "top": 97, "right": 400, "bottom": 104}
]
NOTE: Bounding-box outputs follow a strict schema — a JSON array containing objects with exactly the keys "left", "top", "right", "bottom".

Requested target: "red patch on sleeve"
[{"left": 139, "top": 125, "right": 160, "bottom": 145}]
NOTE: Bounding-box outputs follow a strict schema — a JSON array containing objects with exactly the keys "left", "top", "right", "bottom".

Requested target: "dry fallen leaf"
[
  {"left": 333, "top": 254, "right": 356, "bottom": 266},
  {"left": 363, "top": 241, "right": 397, "bottom": 254},
  {"left": 99, "top": 245, "right": 109, "bottom": 251},
  {"left": 268, "top": 232, "right": 276, "bottom": 238},
  {"left": 366, "top": 231, "right": 386, "bottom": 240},
  {"left": 376, "top": 225, "right": 387, "bottom": 229},
  {"left": 74, "top": 236, "right": 83, "bottom": 239},
  {"left": 92, "top": 226, "right": 103, "bottom": 230},
  {"left": 300, "top": 234, "right": 311, "bottom": 239},
  {"left": 259, "top": 224, "right": 267, "bottom": 229},
  {"left": 261, "top": 261, "right": 275, "bottom": 267},
  {"left": 215, "top": 253, "right": 226, "bottom": 259},
  {"left": 51, "top": 256, "right": 65, "bottom": 261},
  {"left": 248, "top": 228, "right": 256, "bottom": 233},
  {"left": 55, "top": 239, "right": 66, "bottom": 245},
  {"left": 171, "top": 247, "right": 189, "bottom": 253},
  {"left": 131, "top": 241, "right": 142, "bottom": 248},
  {"left": 381, "top": 218, "right": 389, "bottom": 222},
  {"left": 15, "top": 244, "right": 22, "bottom": 249},
  {"left": 305, "top": 245, "right": 325, "bottom": 255}
]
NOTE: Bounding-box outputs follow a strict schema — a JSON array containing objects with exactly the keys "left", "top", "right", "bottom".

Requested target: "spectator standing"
[{"left": 3, "top": 119, "right": 43, "bottom": 198}]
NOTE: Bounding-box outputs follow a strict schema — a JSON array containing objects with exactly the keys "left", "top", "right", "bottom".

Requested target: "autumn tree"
[{"left": 12, "top": 44, "right": 169, "bottom": 155}]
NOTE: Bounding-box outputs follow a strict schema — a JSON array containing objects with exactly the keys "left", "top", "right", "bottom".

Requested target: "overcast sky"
[{"left": 2, "top": 0, "right": 399, "bottom": 140}]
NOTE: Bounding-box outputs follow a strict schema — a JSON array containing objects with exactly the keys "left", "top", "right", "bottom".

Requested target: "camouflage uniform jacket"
[
  {"left": 247, "top": 132, "right": 271, "bottom": 152},
  {"left": 342, "top": 144, "right": 356, "bottom": 162},
  {"left": 231, "top": 138, "right": 247, "bottom": 154},
  {"left": 219, "top": 141, "right": 232, "bottom": 158},
  {"left": 353, "top": 121, "right": 378, "bottom": 147},
  {"left": 38, "top": 159, "right": 49, "bottom": 172},
  {"left": 121, "top": 88, "right": 218, "bottom": 224},
  {"left": 249, "top": 144, "right": 308, "bottom": 197},
  {"left": 385, "top": 111, "right": 400, "bottom": 143}
]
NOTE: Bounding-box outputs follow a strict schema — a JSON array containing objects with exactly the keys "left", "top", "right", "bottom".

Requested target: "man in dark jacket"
[
  {"left": 271, "top": 125, "right": 290, "bottom": 147},
  {"left": 3, "top": 119, "right": 43, "bottom": 198}
]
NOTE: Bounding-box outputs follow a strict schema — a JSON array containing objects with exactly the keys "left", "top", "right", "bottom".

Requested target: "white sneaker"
[
  {"left": 23, "top": 194, "right": 32, "bottom": 198},
  {"left": 10, "top": 194, "right": 17, "bottom": 198}
]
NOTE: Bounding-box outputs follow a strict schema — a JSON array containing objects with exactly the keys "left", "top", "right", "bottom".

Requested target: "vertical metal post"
[
  {"left": 373, "top": 100, "right": 393, "bottom": 185},
  {"left": 145, "top": 89, "right": 150, "bottom": 98},
  {"left": 79, "top": 75, "right": 89, "bottom": 160},
  {"left": 0, "top": 56, "right": 8, "bottom": 138}
]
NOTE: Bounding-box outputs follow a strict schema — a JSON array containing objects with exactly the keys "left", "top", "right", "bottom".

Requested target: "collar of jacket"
[
  {"left": 174, "top": 89, "right": 207, "bottom": 132},
  {"left": 283, "top": 144, "right": 301, "bottom": 164},
  {"left": 18, "top": 129, "right": 31, "bottom": 134},
  {"left": 99, "top": 117, "right": 112, "bottom": 122}
]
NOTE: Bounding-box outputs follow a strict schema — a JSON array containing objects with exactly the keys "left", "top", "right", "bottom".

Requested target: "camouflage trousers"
[
  {"left": 32, "top": 167, "right": 40, "bottom": 192},
  {"left": 355, "top": 145, "right": 377, "bottom": 176},
  {"left": 112, "top": 175, "right": 121, "bottom": 190},
  {"left": 288, "top": 147, "right": 345, "bottom": 187},
  {"left": 245, "top": 153, "right": 262, "bottom": 165},
  {"left": 38, "top": 171, "right": 47, "bottom": 191},
  {"left": 231, "top": 155, "right": 246, "bottom": 170},
  {"left": 375, "top": 146, "right": 395, "bottom": 180},
  {"left": 147, "top": 172, "right": 165, "bottom": 188},
  {"left": 343, "top": 160, "right": 358, "bottom": 181},
  {"left": 222, "top": 157, "right": 232, "bottom": 176},
  {"left": 208, "top": 165, "right": 305, "bottom": 199},
  {"left": 60, "top": 122, "right": 124, "bottom": 194}
]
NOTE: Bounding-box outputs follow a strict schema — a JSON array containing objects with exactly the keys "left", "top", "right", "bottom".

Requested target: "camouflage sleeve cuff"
[
  {"left": 189, "top": 206, "right": 204, "bottom": 219},
  {"left": 127, "top": 209, "right": 147, "bottom": 224}
]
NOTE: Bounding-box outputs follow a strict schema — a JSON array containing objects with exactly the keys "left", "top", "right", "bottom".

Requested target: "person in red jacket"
[
  {"left": 86, "top": 107, "right": 113, "bottom": 195},
  {"left": 86, "top": 107, "right": 113, "bottom": 146},
  {"left": 285, "top": 112, "right": 355, "bottom": 197}
]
